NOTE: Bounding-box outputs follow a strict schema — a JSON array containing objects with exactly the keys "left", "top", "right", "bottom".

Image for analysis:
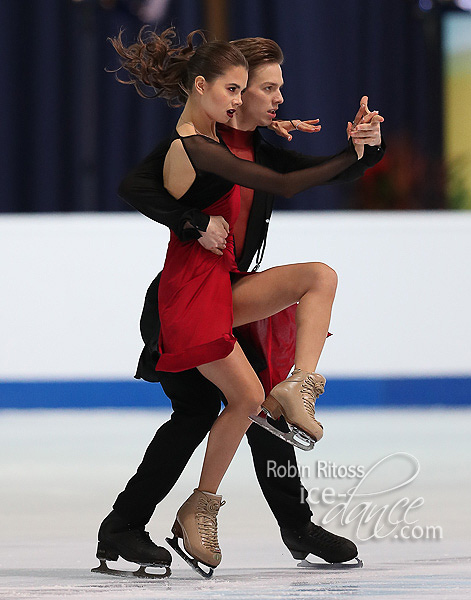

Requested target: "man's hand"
[
  {"left": 269, "top": 119, "right": 321, "bottom": 141},
  {"left": 197, "top": 215, "right": 230, "bottom": 256},
  {"left": 347, "top": 95, "right": 384, "bottom": 160}
]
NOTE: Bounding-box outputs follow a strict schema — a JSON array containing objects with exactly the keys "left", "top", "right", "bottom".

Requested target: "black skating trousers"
[{"left": 113, "top": 367, "right": 313, "bottom": 530}]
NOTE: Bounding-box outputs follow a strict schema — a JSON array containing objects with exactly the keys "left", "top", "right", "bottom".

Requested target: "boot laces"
[
  {"left": 196, "top": 498, "right": 225, "bottom": 553},
  {"left": 300, "top": 374, "right": 325, "bottom": 420}
]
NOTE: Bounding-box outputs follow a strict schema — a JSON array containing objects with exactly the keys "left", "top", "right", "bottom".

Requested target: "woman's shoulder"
[
  {"left": 176, "top": 122, "right": 198, "bottom": 139},
  {"left": 175, "top": 123, "right": 221, "bottom": 146}
]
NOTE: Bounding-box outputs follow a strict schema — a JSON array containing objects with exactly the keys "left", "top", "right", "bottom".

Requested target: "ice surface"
[{"left": 1, "top": 408, "right": 470, "bottom": 599}]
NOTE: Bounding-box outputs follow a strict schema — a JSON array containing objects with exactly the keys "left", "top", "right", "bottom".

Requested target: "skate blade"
[
  {"left": 91, "top": 559, "right": 171, "bottom": 579},
  {"left": 249, "top": 412, "right": 316, "bottom": 451},
  {"left": 297, "top": 557, "right": 363, "bottom": 569},
  {"left": 165, "top": 536, "right": 214, "bottom": 579}
]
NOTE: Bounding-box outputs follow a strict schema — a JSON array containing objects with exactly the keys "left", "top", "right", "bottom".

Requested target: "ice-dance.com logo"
[{"left": 267, "top": 452, "right": 443, "bottom": 542}]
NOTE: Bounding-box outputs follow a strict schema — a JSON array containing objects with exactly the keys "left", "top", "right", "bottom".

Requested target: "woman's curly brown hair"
[{"left": 109, "top": 27, "right": 247, "bottom": 107}]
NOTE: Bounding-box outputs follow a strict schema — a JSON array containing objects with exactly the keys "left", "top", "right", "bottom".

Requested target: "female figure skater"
[{"left": 108, "top": 27, "right": 362, "bottom": 574}]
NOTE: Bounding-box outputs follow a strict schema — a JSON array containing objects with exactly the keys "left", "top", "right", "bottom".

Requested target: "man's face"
[{"left": 240, "top": 62, "right": 284, "bottom": 128}]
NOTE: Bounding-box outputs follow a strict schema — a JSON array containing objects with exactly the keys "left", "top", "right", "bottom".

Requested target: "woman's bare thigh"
[
  {"left": 196, "top": 342, "right": 264, "bottom": 411},
  {"left": 231, "top": 262, "right": 329, "bottom": 328}
]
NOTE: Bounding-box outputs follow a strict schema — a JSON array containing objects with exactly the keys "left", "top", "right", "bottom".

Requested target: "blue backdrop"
[{"left": 1, "top": 0, "right": 448, "bottom": 213}]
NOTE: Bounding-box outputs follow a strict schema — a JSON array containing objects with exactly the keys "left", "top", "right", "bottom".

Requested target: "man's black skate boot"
[
  {"left": 96, "top": 510, "right": 172, "bottom": 567},
  {"left": 281, "top": 521, "right": 358, "bottom": 564}
]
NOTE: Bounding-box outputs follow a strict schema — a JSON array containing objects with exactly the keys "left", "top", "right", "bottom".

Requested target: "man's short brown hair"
[{"left": 231, "top": 37, "right": 284, "bottom": 78}]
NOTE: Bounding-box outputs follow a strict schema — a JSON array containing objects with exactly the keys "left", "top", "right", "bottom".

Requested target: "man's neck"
[{"left": 229, "top": 113, "right": 257, "bottom": 132}]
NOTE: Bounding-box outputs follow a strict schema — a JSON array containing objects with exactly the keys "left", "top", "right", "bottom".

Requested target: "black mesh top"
[{"left": 170, "top": 132, "right": 234, "bottom": 210}]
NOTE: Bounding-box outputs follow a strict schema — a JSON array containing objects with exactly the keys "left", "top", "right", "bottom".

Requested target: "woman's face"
[
  {"left": 238, "top": 62, "right": 284, "bottom": 127},
  {"left": 197, "top": 65, "right": 248, "bottom": 123}
]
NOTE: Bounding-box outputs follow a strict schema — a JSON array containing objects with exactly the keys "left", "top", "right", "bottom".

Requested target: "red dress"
[{"left": 155, "top": 183, "right": 249, "bottom": 372}]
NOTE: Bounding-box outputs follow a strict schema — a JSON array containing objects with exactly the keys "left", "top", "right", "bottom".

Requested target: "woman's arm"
[
  {"left": 258, "top": 136, "right": 385, "bottom": 183},
  {"left": 181, "top": 135, "right": 359, "bottom": 198}
]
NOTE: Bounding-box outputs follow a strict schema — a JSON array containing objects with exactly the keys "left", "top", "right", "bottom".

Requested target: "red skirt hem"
[{"left": 155, "top": 333, "right": 237, "bottom": 373}]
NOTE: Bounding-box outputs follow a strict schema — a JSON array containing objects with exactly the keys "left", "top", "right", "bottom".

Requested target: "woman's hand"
[
  {"left": 269, "top": 119, "right": 321, "bottom": 141},
  {"left": 197, "top": 215, "right": 229, "bottom": 256}
]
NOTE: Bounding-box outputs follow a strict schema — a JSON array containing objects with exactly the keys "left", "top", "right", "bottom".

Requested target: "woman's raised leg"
[
  {"left": 231, "top": 261, "right": 338, "bottom": 441},
  {"left": 232, "top": 262, "right": 337, "bottom": 372}
]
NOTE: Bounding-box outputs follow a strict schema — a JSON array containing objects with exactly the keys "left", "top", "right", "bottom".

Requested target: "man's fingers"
[
  {"left": 198, "top": 236, "right": 224, "bottom": 255},
  {"left": 209, "top": 215, "right": 229, "bottom": 232},
  {"left": 297, "top": 122, "right": 321, "bottom": 133},
  {"left": 292, "top": 119, "right": 321, "bottom": 132},
  {"left": 292, "top": 119, "right": 320, "bottom": 126},
  {"left": 215, "top": 217, "right": 229, "bottom": 233},
  {"left": 270, "top": 119, "right": 320, "bottom": 137},
  {"left": 271, "top": 121, "right": 290, "bottom": 139}
]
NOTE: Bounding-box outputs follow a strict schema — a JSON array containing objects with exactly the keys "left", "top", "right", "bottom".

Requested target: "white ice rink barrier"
[{"left": 1, "top": 211, "right": 470, "bottom": 407}]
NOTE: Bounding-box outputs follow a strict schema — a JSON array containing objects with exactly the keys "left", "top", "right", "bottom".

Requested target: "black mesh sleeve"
[
  {"left": 117, "top": 143, "right": 210, "bottom": 241},
  {"left": 258, "top": 136, "right": 386, "bottom": 183},
  {"left": 180, "top": 135, "right": 358, "bottom": 198}
]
